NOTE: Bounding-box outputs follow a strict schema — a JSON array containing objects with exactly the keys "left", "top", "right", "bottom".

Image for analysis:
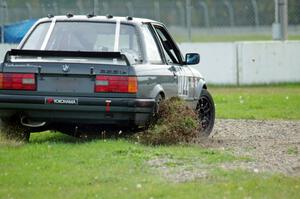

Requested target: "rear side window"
[
  {"left": 22, "top": 22, "right": 50, "bottom": 50},
  {"left": 141, "top": 25, "right": 162, "bottom": 64}
]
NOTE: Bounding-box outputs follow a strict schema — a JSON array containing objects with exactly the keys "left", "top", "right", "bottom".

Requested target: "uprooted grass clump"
[
  {"left": 0, "top": 118, "right": 30, "bottom": 143},
  {"left": 138, "top": 97, "right": 201, "bottom": 145}
]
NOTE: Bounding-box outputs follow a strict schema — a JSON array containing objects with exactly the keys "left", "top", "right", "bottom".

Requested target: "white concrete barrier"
[
  {"left": 179, "top": 41, "right": 300, "bottom": 85},
  {"left": 180, "top": 42, "right": 237, "bottom": 84},
  {"left": 1, "top": 42, "right": 300, "bottom": 85},
  {"left": 0, "top": 44, "right": 18, "bottom": 61},
  {"left": 236, "top": 41, "right": 300, "bottom": 84}
]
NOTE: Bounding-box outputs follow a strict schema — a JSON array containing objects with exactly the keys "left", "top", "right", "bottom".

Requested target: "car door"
[{"left": 151, "top": 24, "right": 195, "bottom": 100}]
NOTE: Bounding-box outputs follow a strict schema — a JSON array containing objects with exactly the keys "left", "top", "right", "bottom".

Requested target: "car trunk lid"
[{"left": 1, "top": 49, "right": 135, "bottom": 95}]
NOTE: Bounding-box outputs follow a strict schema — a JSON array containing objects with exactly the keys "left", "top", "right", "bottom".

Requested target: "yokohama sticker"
[{"left": 45, "top": 97, "right": 78, "bottom": 105}]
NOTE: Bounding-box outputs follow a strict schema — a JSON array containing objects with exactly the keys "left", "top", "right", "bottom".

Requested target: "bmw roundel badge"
[{"left": 62, "top": 64, "right": 70, "bottom": 72}]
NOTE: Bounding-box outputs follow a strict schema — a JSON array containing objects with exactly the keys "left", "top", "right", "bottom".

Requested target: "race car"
[{"left": 0, "top": 14, "right": 215, "bottom": 141}]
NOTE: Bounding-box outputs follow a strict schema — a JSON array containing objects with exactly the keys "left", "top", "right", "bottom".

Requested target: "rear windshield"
[{"left": 22, "top": 21, "right": 142, "bottom": 64}]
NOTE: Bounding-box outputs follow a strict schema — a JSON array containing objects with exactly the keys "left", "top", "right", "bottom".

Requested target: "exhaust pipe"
[{"left": 20, "top": 116, "right": 46, "bottom": 128}]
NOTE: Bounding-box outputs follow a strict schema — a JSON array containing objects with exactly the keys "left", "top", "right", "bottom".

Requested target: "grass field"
[
  {"left": 1, "top": 85, "right": 300, "bottom": 199},
  {"left": 210, "top": 84, "right": 300, "bottom": 120},
  {"left": 1, "top": 133, "right": 300, "bottom": 199}
]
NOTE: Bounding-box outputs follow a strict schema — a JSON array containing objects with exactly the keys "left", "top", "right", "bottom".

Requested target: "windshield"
[{"left": 22, "top": 21, "right": 142, "bottom": 64}]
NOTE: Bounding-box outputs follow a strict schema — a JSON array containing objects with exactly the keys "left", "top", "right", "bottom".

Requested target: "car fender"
[
  {"left": 195, "top": 78, "right": 206, "bottom": 100},
  {"left": 149, "top": 84, "right": 165, "bottom": 99},
  {"left": 187, "top": 66, "right": 206, "bottom": 99}
]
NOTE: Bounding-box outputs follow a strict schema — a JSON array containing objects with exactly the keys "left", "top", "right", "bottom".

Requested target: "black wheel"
[
  {"left": 0, "top": 117, "right": 31, "bottom": 142},
  {"left": 197, "top": 89, "right": 215, "bottom": 135},
  {"left": 146, "top": 94, "right": 163, "bottom": 128}
]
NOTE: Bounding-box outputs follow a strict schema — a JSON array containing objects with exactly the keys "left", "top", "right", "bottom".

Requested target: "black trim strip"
[
  {"left": 8, "top": 49, "right": 122, "bottom": 58},
  {"left": 4, "top": 49, "right": 130, "bottom": 66}
]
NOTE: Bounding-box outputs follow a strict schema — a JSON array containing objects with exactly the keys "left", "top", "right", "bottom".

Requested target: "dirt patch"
[
  {"left": 148, "top": 158, "right": 209, "bottom": 183},
  {"left": 201, "top": 119, "right": 300, "bottom": 176},
  {"left": 147, "top": 119, "right": 300, "bottom": 182}
]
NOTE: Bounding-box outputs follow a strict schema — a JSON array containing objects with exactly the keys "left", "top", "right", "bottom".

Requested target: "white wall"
[
  {"left": 1, "top": 42, "right": 300, "bottom": 85},
  {"left": 236, "top": 41, "right": 300, "bottom": 84},
  {"left": 179, "top": 41, "right": 300, "bottom": 84},
  {"left": 0, "top": 44, "right": 18, "bottom": 61},
  {"left": 180, "top": 43, "right": 237, "bottom": 84}
]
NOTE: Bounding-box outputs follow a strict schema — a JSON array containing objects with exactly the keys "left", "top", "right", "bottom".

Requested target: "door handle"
[
  {"left": 168, "top": 65, "right": 177, "bottom": 79},
  {"left": 173, "top": 72, "right": 178, "bottom": 79},
  {"left": 169, "top": 65, "right": 176, "bottom": 71}
]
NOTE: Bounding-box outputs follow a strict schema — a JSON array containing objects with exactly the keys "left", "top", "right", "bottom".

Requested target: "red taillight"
[
  {"left": 0, "top": 73, "right": 36, "bottom": 91},
  {"left": 95, "top": 76, "right": 138, "bottom": 93},
  {"left": 0, "top": 73, "right": 3, "bottom": 89}
]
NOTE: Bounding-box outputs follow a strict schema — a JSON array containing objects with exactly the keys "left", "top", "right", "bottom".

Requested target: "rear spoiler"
[{"left": 4, "top": 49, "right": 130, "bottom": 66}]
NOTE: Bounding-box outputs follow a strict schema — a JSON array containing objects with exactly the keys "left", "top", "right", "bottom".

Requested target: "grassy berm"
[{"left": 138, "top": 97, "right": 200, "bottom": 145}]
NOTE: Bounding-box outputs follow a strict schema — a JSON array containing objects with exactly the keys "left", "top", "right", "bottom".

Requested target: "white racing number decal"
[
  {"left": 178, "top": 76, "right": 189, "bottom": 97},
  {"left": 45, "top": 97, "right": 78, "bottom": 105}
]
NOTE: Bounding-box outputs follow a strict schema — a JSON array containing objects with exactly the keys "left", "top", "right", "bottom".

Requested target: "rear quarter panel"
[{"left": 133, "top": 64, "right": 177, "bottom": 99}]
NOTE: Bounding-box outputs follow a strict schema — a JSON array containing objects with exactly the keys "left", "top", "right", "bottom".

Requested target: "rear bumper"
[{"left": 0, "top": 94, "right": 155, "bottom": 126}]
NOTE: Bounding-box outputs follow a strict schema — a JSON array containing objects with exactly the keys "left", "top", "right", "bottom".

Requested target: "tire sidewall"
[{"left": 198, "top": 89, "right": 215, "bottom": 135}]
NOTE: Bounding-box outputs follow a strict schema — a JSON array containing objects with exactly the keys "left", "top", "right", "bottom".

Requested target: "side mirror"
[{"left": 185, "top": 53, "right": 200, "bottom": 65}]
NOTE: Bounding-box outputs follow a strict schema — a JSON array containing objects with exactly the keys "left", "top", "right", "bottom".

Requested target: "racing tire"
[
  {"left": 0, "top": 117, "right": 31, "bottom": 142},
  {"left": 197, "top": 89, "right": 215, "bottom": 136},
  {"left": 146, "top": 94, "right": 163, "bottom": 128}
]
